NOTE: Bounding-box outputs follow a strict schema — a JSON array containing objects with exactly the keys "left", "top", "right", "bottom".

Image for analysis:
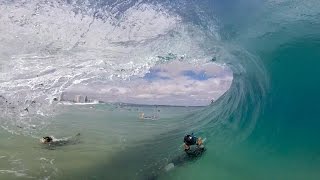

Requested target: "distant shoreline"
[
  {"left": 112, "top": 102, "right": 207, "bottom": 108},
  {"left": 58, "top": 100, "right": 206, "bottom": 108}
]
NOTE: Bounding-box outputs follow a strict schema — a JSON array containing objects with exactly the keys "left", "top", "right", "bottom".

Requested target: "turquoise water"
[
  {"left": 0, "top": 104, "right": 204, "bottom": 179},
  {"left": 1, "top": 0, "right": 320, "bottom": 179}
]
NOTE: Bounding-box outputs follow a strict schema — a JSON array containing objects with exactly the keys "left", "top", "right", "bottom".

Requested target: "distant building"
[
  {"left": 73, "top": 95, "right": 90, "bottom": 103},
  {"left": 58, "top": 92, "right": 65, "bottom": 101},
  {"left": 57, "top": 92, "right": 96, "bottom": 103},
  {"left": 74, "top": 95, "right": 85, "bottom": 103}
]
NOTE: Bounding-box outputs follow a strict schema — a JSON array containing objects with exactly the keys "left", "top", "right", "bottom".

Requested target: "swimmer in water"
[
  {"left": 40, "top": 133, "right": 80, "bottom": 146},
  {"left": 41, "top": 136, "right": 53, "bottom": 144},
  {"left": 183, "top": 133, "right": 203, "bottom": 151}
]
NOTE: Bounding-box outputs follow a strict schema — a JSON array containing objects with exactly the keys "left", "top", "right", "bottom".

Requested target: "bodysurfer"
[
  {"left": 183, "top": 133, "right": 205, "bottom": 156},
  {"left": 40, "top": 133, "right": 81, "bottom": 147}
]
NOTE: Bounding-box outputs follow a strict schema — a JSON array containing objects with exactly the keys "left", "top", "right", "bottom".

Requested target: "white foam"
[
  {"left": 0, "top": 0, "right": 224, "bottom": 133},
  {"left": 164, "top": 163, "right": 175, "bottom": 171},
  {"left": 0, "top": 169, "right": 27, "bottom": 177}
]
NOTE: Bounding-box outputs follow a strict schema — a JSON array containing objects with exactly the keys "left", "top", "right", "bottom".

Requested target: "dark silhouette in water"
[
  {"left": 40, "top": 133, "right": 81, "bottom": 150},
  {"left": 145, "top": 146, "right": 206, "bottom": 180}
]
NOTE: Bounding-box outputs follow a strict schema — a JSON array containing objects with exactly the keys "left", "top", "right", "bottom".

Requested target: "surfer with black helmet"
[{"left": 183, "top": 133, "right": 205, "bottom": 156}]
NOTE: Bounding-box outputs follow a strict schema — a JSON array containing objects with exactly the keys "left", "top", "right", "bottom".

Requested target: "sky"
[{"left": 64, "top": 61, "right": 233, "bottom": 106}]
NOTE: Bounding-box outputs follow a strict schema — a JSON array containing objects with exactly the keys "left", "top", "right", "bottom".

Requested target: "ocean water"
[
  {"left": 0, "top": 104, "right": 204, "bottom": 179},
  {"left": 1, "top": 0, "right": 320, "bottom": 179}
]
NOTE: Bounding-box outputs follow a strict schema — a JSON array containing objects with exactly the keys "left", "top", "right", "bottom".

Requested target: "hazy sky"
[{"left": 65, "top": 61, "right": 233, "bottom": 106}]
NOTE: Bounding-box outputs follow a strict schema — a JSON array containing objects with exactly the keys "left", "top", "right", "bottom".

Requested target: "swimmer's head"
[{"left": 41, "top": 136, "right": 53, "bottom": 144}]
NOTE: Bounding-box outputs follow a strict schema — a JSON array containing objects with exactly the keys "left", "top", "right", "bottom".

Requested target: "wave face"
[
  {"left": 1, "top": 0, "right": 320, "bottom": 179},
  {"left": 0, "top": 0, "right": 224, "bottom": 134},
  {"left": 178, "top": 0, "right": 320, "bottom": 179},
  {"left": 243, "top": 0, "right": 320, "bottom": 157}
]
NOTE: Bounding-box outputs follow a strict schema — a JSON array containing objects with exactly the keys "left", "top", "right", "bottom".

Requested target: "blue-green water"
[{"left": 1, "top": 0, "right": 320, "bottom": 179}]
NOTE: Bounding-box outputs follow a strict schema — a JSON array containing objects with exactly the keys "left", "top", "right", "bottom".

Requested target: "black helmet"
[
  {"left": 184, "top": 134, "right": 194, "bottom": 145},
  {"left": 43, "top": 136, "right": 53, "bottom": 143}
]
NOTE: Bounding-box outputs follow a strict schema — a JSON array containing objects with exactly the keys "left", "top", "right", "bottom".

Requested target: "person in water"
[
  {"left": 183, "top": 133, "right": 203, "bottom": 151},
  {"left": 40, "top": 133, "right": 80, "bottom": 145},
  {"left": 41, "top": 136, "right": 53, "bottom": 144}
]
